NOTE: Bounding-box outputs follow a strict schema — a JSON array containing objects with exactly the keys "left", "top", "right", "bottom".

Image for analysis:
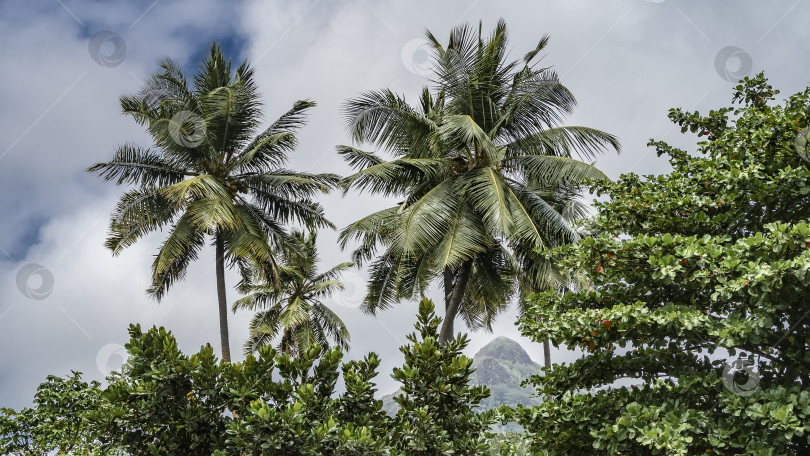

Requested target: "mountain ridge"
[{"left": 380, "top": 336, "right": 543, "bottom": 416}]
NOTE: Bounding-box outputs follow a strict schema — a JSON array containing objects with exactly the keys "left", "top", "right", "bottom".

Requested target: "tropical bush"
[
  {"left": 0, "top": 299, "right": 497, "bottom": 455},
  {"left": 518, "top": 75, "right": 810, "bottom": 455}
]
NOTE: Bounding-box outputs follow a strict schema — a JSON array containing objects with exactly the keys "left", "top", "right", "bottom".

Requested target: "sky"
[{"left": 0, "top": 0, "right": 808, "bottom": 409}]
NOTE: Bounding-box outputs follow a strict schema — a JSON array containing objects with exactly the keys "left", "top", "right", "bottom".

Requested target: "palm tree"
[
  {"left": 233, "top": 230, "right": 352, "bottom": 356},
  {"left": 88, "top": 43, "right": 338, "bottom": 362},
  {"left": 338, "top": 20, "right": 620, "bottom": 344}
]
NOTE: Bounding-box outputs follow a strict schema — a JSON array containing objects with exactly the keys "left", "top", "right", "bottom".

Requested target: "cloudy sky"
[{"left": 1, "top": 0, "right": 808, "bottom": 408}]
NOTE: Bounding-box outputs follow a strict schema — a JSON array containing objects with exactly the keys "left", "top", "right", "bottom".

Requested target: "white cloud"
[{"left": 0, "top": 195, "right": 256, "bottom": 407}]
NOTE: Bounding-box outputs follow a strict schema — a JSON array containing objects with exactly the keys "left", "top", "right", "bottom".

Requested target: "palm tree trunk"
[
  {"left": 542, "top": 288, "right": 565, "bottom": 370},
  {"left": 215, "top": 233, "right": 231, "bottom": 363},
  {"left": 438, "top": 261, "right": 472, "bottom": 345},
  {"left": 443, "top": 268, "right": 453, "bottom": 310}
]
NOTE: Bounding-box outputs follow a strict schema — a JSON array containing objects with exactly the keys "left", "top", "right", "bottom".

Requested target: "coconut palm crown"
[
  {"left": 233, "top": 230, "right": 352, "bottom": 356},
  {"left": 88, "top": 43, "right": 338, "bottom": 362},
  {"left": 338, "top": 20, "right": 620, "bottom": 343}
]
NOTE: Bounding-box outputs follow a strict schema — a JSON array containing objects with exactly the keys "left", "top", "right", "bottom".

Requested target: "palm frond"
[
  {"left": 254, "top": 196, "right": 334, "bottom": 230},
  {"left": 220, "top": 225, "right": 278, "bottom": 277},
  {"left": 86, "top": 144, "right": 189, "bottom": 187},
  {"left": 244, "top": 306, "right": 282, "bottom": 354},
  {"left": 338, "top": 206, "right": 399, "bottom": 264},
  {"left": 148, "top": 213, "right": 206, "bottom": 300},
  {"left": 313, "top": 302, "right": 351, "bottom": 350},
  {"left": 505, "top": 126, "right": 621, "bottom": 160},
  {"left": 336, "top": 145, "right": 384, "bottom": 170},
  {"left": 523, "top": 34, "right": 550, "bottom": 65},
  {"left": 428, "top": 202, "right": 492, "bottom": 271},
  {"left": 506, "top": 181, "right": 578, "bottom": 247},
  {"left": 232, "top": 100, "right": 316, "bottom": 173},
  {"left": 503, "top": 154, "right": 609, "bottom": 186},
  {"left": 185, "top": 196, "right": 241, "bottom": 231},
  {"left": 460, "top": 246, "right": 516, "bottom": 331},
  {"left": 496, "top": 69, "right": 575, "bottom": 139},
  {"left": 438, "top": 115, "right": 500, "bottom": 165},
  {"left": 398, "top": 178, "right": 458, "bottom": 255},
  {"left": 361, "top": 252, "right": 400, "bottom": 314},
  {"left": 343, "top": 89, "right": 438, "bottom": 157},
  {"left": 105, "top": 187, "right": 176, "bottom": 254},
  {"left": 459, "top": 167, "right": 513, "bottom": 236},
  {"left": 340, "top": 158, "right": 455, "bottom": 197},
  {"left": 160, "top": 175, "right": 229, "bottom": 207}
]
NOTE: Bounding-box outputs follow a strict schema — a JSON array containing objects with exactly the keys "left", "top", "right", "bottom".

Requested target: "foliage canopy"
[{"left": 518, "top": 74, "right": 810, "bottom": 455}]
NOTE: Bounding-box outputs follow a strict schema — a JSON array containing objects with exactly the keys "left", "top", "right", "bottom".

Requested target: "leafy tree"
[
  {"left": 84, "top": 324, "right": 387, "bottom": 455},
  {"left": 233, "top": 230, "right": 352, "bottom": 356},
  {"left": 87, "top": 326, "right": 231, "bottom": 455},
  {"left": 0, "top": 373, "right": 110, "bottom": 455},
  {"left": 389, "top": 298, "right": 494, "bottom": 455},
  {"left": 518, "top": 74, "right": 810, "bottom": 454},
  {"left": 338, "top": 20, "right": 619, "bottom": 343},
  {"left": 87, "top": 43, "right": 338, "bottom": 362},
  {"left": 223, "top": 346, "right": 390, "bottom": 455},
  {"left": 3, "top": 299, "right": 498, "bottom": 455}
]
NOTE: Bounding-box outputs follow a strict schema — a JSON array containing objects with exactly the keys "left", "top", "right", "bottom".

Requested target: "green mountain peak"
[{"left": 380, "top": 336, "right": 542, "bottom": 418}]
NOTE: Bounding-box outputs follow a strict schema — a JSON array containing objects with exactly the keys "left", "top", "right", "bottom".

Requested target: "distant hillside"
[
  {"left": 381, "top": 336, "right": 542, "bottom": 417},
  {"left": 470, "top": 337, "right": 543, "bottom": 411}
]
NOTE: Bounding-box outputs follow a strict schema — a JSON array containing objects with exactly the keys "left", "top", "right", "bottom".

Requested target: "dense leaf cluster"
[
  {"left": 0, "top": 300, "right": 505, "bottom": 456},
  {"left": 518, "top": 74, "right": 810, "bottom": 454}
]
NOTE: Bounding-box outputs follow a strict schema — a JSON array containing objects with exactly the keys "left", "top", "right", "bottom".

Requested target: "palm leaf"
[
  {"left": 86, "top": 144, "right": 189, "bottom": 187},
  {"left": 340, "top": 158, "right": 454, "bottom": 196},
  {"left": 343, "top": 89, "right": 438, "bottom": 157},
  {"left": 460, "top": 167, "right": 513, "bottom": 236},
  {"left": 504, "top": 154, "right": 609, "bottom": 186},
  {"left": 429, "top": 202, "right": 492, "bottom": 270},
  {"left": 232, "top": 100, "right": 316, "bottom": 172},
  {"left": 148, "top": 213, "right": 205, "bottom": 300},
  {"left": 106, "top": 187, "right": 176, "bottom": 254},
  {"left": 336, "top": 145, "right": 384, "bottom": 170},
  {"left": 398, "top": 178, "right": 458, "bottom": 255},
  {"left": 505, "top": 126, "right": 621, "bottom": 160}
]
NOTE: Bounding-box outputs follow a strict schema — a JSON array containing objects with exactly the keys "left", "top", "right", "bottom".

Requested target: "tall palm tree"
[
  {"left": 338, "top": 20, "right": 620, "bottom": 344},
  {"left": 88, "top": 43, "right": 338, "bottom": 362},
  {"left": 233, "top": 230, "right": 352, "bottom": 356}
]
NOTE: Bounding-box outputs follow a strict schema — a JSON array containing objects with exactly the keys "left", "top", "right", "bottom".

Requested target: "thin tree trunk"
[
  {"left": 215, "top": 233, "right": 231, "bottom": 363},
  {"left": 540, "top": 287, "right": 567, "bottom": 370},
  {"left": 542, "top": 288, "right": 565, "bottom": 369},
  {"left": 439, "top": 262, "right": 472, "bottom": 345},
  {"left": 443, "top": 268, "right": 454, "bottom": 309}
]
